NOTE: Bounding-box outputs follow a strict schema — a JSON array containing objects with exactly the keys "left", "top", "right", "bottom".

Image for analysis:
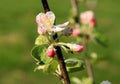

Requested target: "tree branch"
[
  {"left": 41, "top": 0, "right": 71, "bottom": 84},
  {"left": 41, "top": 0, "right": 50, "bottom": 12},
  {"left": 55, "top": 46, "right": 71, "bottom": 84}
]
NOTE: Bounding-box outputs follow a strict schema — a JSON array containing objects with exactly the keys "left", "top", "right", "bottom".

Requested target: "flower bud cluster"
[
  {"left": 46, "top": 43, "right": 84, "bottom": 57},
  {"left": 80, "top": 10, "right": 96, "bottom": 27}
]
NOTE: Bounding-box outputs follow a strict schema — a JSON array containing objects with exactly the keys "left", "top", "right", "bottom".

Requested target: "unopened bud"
[
  {"left": 89, "top": 18, "right": 96, "bottom": 27},
  {"left": 72, "top": 44, "right": 84, "bottom": 52},
  {"left": 46, "top": 48, "right": 56, "bottom": 57},
  {"left": 80, "top": 10, "right": 94, "bottom": 25},
  {"left": 67, "top": 43, "right": 84, "bottom": 53},
  {"left": 72, "top": 29, "right": 80, "bottom": 36}
]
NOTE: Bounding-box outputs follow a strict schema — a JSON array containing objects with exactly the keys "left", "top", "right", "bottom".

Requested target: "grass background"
[{"left": 0, "top": 0, "right": 120, "bottom": 84}]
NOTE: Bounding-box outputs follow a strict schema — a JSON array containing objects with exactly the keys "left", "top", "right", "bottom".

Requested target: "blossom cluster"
[
  {"left": 35, "top": 11, "right": 84, "bottom": 57},
  {"left": 80, "top": 10, "right": 96, "bottom": 27},
  {"left": 70, "top": 10, "right": 96, "bottom": 37}
]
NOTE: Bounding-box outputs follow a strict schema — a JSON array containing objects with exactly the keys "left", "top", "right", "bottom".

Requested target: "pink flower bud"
[
  {"left": 72, "top": 29, "right": 80, "bottom": 36},
  {"left": 80, "top": 11, "right": 94, "bottom": 24},
  {"left": 46, "top": 48, "right": 56, "bottom": 57},
  {"left": 73, "top": 44, "right": 84, "bottom": 52},
  {"left": 89, "top": 18, "right": 96, "bottom": 27}
]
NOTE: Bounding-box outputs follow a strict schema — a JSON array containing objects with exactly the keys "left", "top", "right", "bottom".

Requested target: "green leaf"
[
  {"left": 65, "top": 58, "right": 85, "bottom": 73},
  {"left": 31, "top": 44, "right": 58, "bottom": 73},
  {"left": 31, "top": 45, "right": 47, "bottom": 63},
  {"left": 94, "top": 31, "right": 108, "bottom": 47},
  {"left": 82, "top": 77, "right": 93, "bottom": 84},
  {"left": 72, "top": 77, "right": 93, "bottom": 84},
  {"left": 43, "top": 60, "right": 58, "bottom": 74},
  {"left": 71, "top": 77, "right": 81, "bottom": 84},
  {"left": 65, "top": 58, "right": 78, "bottom": 67},
  {"left": 35, "top": 35, "right": 48, "bottom": 45},
  {"left": 34, "top": 65, "right": 45, "bottom": 71}
]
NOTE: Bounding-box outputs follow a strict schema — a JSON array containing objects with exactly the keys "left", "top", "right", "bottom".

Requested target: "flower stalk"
[
  {"left": 71, "top": 0, "right": 95, "bottom": 84},
  {"left": 83, "top": 37, "right": 95, "bottom": 84},
  {"left": 71, "top": 0, "right": 79, "bottom": 23}
]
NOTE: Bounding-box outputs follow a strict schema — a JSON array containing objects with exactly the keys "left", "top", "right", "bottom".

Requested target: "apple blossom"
[
  {"left": 38, "top": 26, "right": 46, "bottom": 34},
  {"left": 36, "top": 11, "right": 69, "bottom": 35}
]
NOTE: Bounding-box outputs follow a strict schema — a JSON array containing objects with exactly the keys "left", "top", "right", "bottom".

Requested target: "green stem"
[
  {"left": 83, "top": 37, "right": 95, "bottom": 84},
  {"left": 71, "top": 0, "right": 95, "bottom": 83},
  {"left": 71, "top": 0, "right": 79, "bottom": 23}
]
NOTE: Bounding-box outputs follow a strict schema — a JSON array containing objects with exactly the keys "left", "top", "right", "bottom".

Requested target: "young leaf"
[
  {"left": 35, "top": 35, "right": 48, "bottom": 45},
  {"left": 71, "top": 77, "right": 82, "bottom": 84},
  {"left": 65, "top": 58, "right": 85, "bottom": 73},
  {"left": 34, "top": 65, "right": 45, "bottom": 71},
  {"left": 94, "top": 31, "right": 108, "bottom": 47},
  {"left": 65, "top": 58, "right": 78, "bottom": 67},
  {"left": 31, "top": 45, "right": 47, "bottom": 63},
  {"left": 43, "top": 60, "right": 58, "bottom": 74},
  {"left": 72, "top": 77, "right": 93, "bottom": 84},
  {"left": 81, "top": 77, "right": 93, "bottom": 84}
]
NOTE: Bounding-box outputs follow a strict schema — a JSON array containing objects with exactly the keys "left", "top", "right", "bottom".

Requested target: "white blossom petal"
[
  {"left": 36, "top": 13, "right": 45, "bottom": 24},
  {"left": 56, "top": 21, "right": 69, "bottom": 27},
  {"left": 45, "top": 11, "right": 55, "bottom": 28},
  {"left": 51, "top": 26, "right": 65, "bottom": 32}
]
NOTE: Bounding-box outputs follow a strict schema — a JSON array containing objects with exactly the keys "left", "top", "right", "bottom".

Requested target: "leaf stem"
[{"left": 83, "top": 37, "right": 95, "bottom": 84}]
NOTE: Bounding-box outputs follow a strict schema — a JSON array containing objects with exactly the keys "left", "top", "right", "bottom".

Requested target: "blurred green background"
[{"left": 0, "top": 0, "right": 120, "bottom": 84}]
